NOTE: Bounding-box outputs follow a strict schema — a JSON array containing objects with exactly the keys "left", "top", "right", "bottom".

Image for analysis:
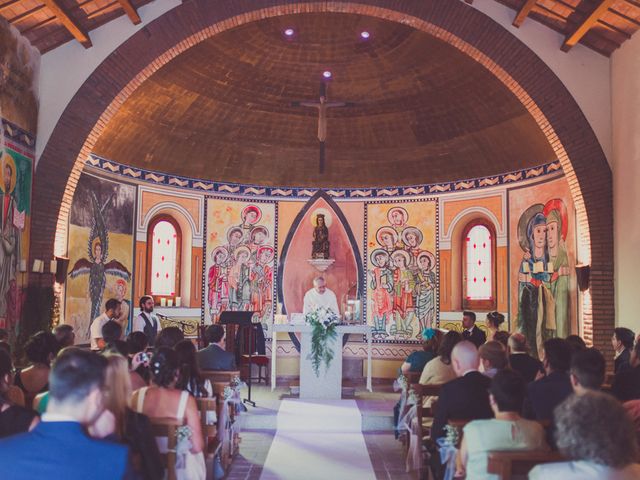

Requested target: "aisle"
[{"left": 258, "top": 399, "right": 377, "bottom": 480}]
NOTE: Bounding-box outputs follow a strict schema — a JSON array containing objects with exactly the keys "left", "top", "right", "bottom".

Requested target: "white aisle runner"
[{"left": 259, "top": 399, "right": 377, "bottom": 480}]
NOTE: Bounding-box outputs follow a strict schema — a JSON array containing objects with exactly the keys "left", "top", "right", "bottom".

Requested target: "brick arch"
[{"left": 34, "top": 0, "right": 611, "bottom": 351}]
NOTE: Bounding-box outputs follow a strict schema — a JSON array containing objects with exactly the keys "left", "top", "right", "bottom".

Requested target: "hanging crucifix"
[{"left": 292, "top": 82, "right": 354, "bottom": 174}]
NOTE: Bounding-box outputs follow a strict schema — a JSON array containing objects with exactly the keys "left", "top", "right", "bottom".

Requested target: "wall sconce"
[
  {"left": 32, "top": 259, "right": 44, "bottom": 273},
  {"left": 575, "top": 264, "right": 590, "bottom": 292}
]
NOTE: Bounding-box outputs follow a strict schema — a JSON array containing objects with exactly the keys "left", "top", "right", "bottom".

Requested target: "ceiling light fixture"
[
  {"left": 284, "top": 28, "right": 295, "bottom": 37},
  {"left": 322, "top": 70, "right": 332, "bottom": 79},
  {"left": 360, "top": 31, "right": 370, "bottom": 39}
]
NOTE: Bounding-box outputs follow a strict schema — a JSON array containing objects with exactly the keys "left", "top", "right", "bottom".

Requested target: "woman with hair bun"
[
  {"left": 131, "top": 348, "right": 205, "bottom": 480},
  {"left": 485, "top": 311, "right": 505, "bottom": 342},
  {"left": 14, "top": 331, "right": 58, "bottom": 408}
]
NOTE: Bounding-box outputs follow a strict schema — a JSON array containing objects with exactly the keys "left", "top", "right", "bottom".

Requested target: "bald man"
[
  {"left": 302, "top": 277, "right": 339, "bottom": 316},
  {"left": 431, "top": 341, "right": 493, "bottom": 441}
]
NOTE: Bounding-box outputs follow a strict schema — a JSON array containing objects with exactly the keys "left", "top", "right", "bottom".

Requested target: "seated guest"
[
  {"left": 459, "top": 370, "right": 549, "bottom": 479},
  {"left": 0, "top": 348, "right": 132, "bottom": 480},
  {"left": 91, "top": 299, "right": 122, "bottom": 351},
  {"left": 126, "top": 332, "right": 150, "bottom": 389},
  {"left": 401, "top": 328, "right": 441, "bottom": 375},
  {"left": 154, "top": 326, "right": 184, "bottom": 350},
  {"left": 0, "top": 350, "right": 39, "bottom": 438},
  {"left": 479, "top": 341, "right": 508, "bottom": 378},
  {"left": 420, "top": 330, "right": 462, "bottom": 385},
  {"left": 613, "top": 327, "right": 635, "bottom": 374},
  {"left": 569, "top": 348, "right": 605, "bottom": 394},
  {"left": 485, "top": 311, "right": 505, "bottom": 342},
  {"left": 508, "top": 333, "right": 544, "bottom": 383},
  {"left": 565, "top": 334, "right": 587, "bottom": 355},
  {"left": 612, "top": 340, "right": 640, "bottom": 402},
  {"left": 492, "top": 331, "right": 510, "bottom": 350},
  {"left": 523, "top": 338, "right": 573, "bottom": 421},
  {"left": 431, "top": 341, "right": 493, "bottom": 442},
  {"left": 131, "top": 348, "right": 205, "bottom": 480},
  {"left": 461, "top": 311, "right": 486, "bottom": 348},
  {"left": 102, "top": 320, "right": 125, "bottom": 354},
  {"left": 14, "top": 331, "right": 57, "bottom": 408},
  {"left": 92, "top": 354, "right": 162, "bottom": 480},
  {"left": 175, "top": 340, "right": 211, "bottom": 398},
  {"left": 197, "top": 325, "right": 236, "bottom": 371},
  {"left": 126, "top": 331, "right": 148, "bottom": 356},
  {"left": 530, "top": 391, "right": 640, "bottom": 479},
  {"left": 53, "top": 324, "right": 75, "bottom": 350}
]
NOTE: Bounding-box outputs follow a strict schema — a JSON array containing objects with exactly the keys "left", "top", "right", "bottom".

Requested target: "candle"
[
  {"left": 50, "top": 260, "right": 57, "bottom": 274},
  {"left": 175, "top": 297, "right": 181, "bottom": 307},
  {"left": 19, "top": 259, "right": 27, "bottom": 272},
  {"left": 160, "top": 298, "right": 167, "bottom": 307},
  {"left": 32, "top": 259, "right": 41, "bottom": 273},
  {"left": 167, "top": 299, "right": 173, "bottom": 307}
]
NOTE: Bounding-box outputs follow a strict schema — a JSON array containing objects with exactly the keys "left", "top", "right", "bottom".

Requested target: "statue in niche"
[{"left": 311, "top": 214, "right": 330, "bottom": 259}]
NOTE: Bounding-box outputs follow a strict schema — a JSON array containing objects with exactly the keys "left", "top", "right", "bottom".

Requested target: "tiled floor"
[{"left": 224, "top": 385, "right": 418, "bottom": 480}]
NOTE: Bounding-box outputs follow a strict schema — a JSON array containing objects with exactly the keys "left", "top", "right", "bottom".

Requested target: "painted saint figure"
[
  {"left": 390, "top": 250, "right": 415, "bottom": 338},
  {"left": 68, "top": 191, "right": 131, "bottom": 333},
  {"left": 415, "top": 251, "right": 436, "bottom": 334},
  {"left": 208, "top": 246, "right": 230, "bottom": 320},
  {"left": 311, "top": 214, "right": 330, "bottom": 259},
  {"left": 250, "top": 246, "right": 274, "bottom": 321},
  {"left": 369, "top": 249, "right": 393, "bottom": 339},
  {"left": 228, "top": 246, "right": 252, "bottom": 310},
  {"left": 0, "top": 154, "right": 19, "bottom": 319}
]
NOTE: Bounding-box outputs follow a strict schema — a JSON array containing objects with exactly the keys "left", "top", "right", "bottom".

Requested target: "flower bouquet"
[{"left": 305, "top": 306, "right": 340, "bottom": 377}]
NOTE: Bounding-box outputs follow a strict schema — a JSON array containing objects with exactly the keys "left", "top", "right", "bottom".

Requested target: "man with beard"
[{"left": 132, "top": 295, "right": 162, "bottom": 346}]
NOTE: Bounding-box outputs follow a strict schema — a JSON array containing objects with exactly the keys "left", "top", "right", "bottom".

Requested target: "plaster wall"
[{"left": 612, "top": 32, "right": 640, "bottom": 331}]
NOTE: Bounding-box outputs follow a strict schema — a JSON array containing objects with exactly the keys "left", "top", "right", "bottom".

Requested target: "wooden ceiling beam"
[
  {"left": 41, "top": 0, "right": 92, "bottom": 48},
  {"left": 117, "top": 0, "right": 141, "bottom": 25},
  {"left": 561, "top": 0, "right": 617, "bottom": 52},
  {"left": 513, "top": 0, "right": 538, "bottom": 27},
  {"left": 0, "top": 0, "right": 19, "bottom": 12}
]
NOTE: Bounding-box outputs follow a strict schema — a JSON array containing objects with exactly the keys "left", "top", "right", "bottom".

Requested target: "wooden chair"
[
  {"left": 196, "top": 396, "right": 220, "bottom": 480},
  {"left": 240, "top": 354, "right": 269, "bottom": 385},
  {"left": 148, "top": 417, "right": 182, "bottom": 480},
  {"left": 487, "top": 450, "right": 564, "bottom": 479}
]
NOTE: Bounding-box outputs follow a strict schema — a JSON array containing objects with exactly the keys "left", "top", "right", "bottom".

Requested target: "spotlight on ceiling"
[
  {"left": 360, "top": 31, "right": 370, "bottom": 39},
  {"left": 284, "top": 28, "right": 295, "bottom": 37},
  {"left": 322, "top": 70, "right": 332, "bottom": 79}
]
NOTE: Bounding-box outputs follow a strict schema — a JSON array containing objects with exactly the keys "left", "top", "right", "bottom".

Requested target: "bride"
[{"left": 131, "top": 348, "right": 206, "bottom": 480}]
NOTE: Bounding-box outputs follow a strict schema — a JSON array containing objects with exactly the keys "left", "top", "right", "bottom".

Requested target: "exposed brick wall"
[{"left": 32, "top": 0, "right": 613, "bottom": 357}]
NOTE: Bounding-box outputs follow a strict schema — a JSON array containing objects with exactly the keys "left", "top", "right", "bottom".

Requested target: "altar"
[{"left": 271, "top": 324, "right": 373, "bottom": 398}]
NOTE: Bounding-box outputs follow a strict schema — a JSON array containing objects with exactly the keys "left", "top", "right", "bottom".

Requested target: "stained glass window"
[
  {"left": 465, "top": 224, "right": 493, "bottom": 301},
  {"left": 150, "top": 220, "right": 178, "bottom": 296}
]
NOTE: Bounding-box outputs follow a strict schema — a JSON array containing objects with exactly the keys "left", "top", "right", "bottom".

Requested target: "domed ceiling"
[{"left": 92, "top": 12, "right": 556, "bottom": 188}]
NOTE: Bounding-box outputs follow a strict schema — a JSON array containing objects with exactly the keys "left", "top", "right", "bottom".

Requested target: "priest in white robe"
[{"left": 303, "top": 276, "right": 340, "bottom": 316}]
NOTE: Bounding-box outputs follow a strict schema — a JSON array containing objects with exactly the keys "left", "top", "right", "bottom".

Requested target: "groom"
[{"left": 303, "top": 276, "right": 340, "bottom": 316}]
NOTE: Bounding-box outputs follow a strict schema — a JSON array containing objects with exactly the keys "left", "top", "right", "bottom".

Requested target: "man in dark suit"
[
  {"left": 461, "top": 311, "right": 486, "bottom": 348},
  {"left": 570, "top": 347, "right": 605, "bottom": 394},
  {"left": 612, "top": 341, "right": 640, "bottom": 401},
  {"left": 523, "top": 338, "right": 573, "bottom": 421},
  {"left": 431, "top": 340, "right": 493, "bottom": 441},
  {"left": 197, "top": 324, "right": 237, "bottom": 371},
  {"left": 0, "top": 348, "right": 134, "bottom": 480},
  {"left": 612, "top": 327, "right": 634, "bottom": 374},
  {"left": 508, "top": 333, "right": 544, "bottom": 383}
]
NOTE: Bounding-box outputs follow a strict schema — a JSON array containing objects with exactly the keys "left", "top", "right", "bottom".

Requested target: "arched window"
[
  {"left": 147, "top": 215, "right": 181, "bottom": 300},
  {"left": 462, "top": 219, "right": 496, "bottom": 310}
]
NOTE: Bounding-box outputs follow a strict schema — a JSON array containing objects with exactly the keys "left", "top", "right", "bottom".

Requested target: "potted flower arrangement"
[{"left": 305, "top": 306, "right": 340, "bottom": 376}]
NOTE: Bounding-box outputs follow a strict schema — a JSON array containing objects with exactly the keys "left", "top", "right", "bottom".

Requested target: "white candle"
[
  {"left": 175, "top": 297, "right": 181, "bottom": 307},
  {"left": 50, "top": 260, "right": 57, "bottom": 274},
  {"left": 160, "top": 298, "right": 167, "bottom": 307},
  {"left": 32, "top": 259, "right": 41, "bottom": 273},
  {"left": 167, "top": 299, "right": 173, "bottom": 307},
  {"left": 19, "top": 259, "right": 27, "bottom": 272}
]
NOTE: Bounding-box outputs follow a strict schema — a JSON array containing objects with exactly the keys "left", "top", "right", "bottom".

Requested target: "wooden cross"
[{"left": 292, "top": 82, "right": 354, "bottom": 173}]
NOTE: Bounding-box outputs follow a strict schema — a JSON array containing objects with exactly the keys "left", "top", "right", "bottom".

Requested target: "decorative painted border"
[
  {"left": 363, "top": 197, "right": 440, "bottom": 344},
  {"left": 1, "top": 118, "right": 36, "bottom": 154},
  {"left": 87, "top": 153, "right": 563, "bottom": 199}
]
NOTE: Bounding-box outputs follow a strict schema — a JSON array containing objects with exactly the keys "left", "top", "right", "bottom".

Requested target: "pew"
[
  {"left": 200, "top": 369, "right": 241, "bottom": 385},
  {"left": 148, "top": 417, "right": 182, "bottom": 480},
  {"left": 196, "top": 396, "right": 220, "bottom": 480},
  {"left": 487, "top": 450, "right": 564, "bottom": 478}
]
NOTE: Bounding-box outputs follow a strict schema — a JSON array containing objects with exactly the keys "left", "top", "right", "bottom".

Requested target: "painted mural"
[
  {"left": 509, "top": 178, "right": 577, "bottom": 358},
  {"left": 0, "top": 146, "right": 32, "bottom": 341},
  {"left": 65, "top": 173, "right": 135, "bottom": 344},
  {"left": 366, "top": 201, "right": 438, "bottom": 342},
  {"left": 204, "top": 199, "right": 276, "bottom": 330}
]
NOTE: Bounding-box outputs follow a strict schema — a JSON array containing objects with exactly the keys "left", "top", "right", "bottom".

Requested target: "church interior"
[{"left": 0, "top": 0, "right": 639, "bottom": 479}]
